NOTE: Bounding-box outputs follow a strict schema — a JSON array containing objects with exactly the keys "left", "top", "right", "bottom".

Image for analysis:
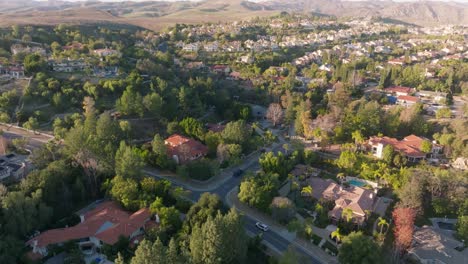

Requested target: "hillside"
[
  {"left": 265, "top": 0, "right": 468, "bottom": 26},
  {"left": 0, "top": 0, "right": 466, "bottom": 30}
]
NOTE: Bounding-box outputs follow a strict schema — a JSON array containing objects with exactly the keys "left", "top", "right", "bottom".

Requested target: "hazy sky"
[{"left": 30, "top": 0, "right": 468, "bottom": 2}]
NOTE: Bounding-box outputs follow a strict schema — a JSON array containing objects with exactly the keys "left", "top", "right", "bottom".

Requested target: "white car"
[{"left": 255, "top": 222, "right": 269, "bottom": 232}]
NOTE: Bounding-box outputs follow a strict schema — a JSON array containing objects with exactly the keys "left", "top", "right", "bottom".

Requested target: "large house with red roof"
[
  {"left": 396, "top": 95, "right": 420, "bottom": 107},
  {"left": 368, "top": 135, "right": 442, "bottom": 162},
  {"left": 165, "top": 134, "right": 208, "bottom": 164},
  {"left": 307, "top": 178, "right": 376, "bottom": 225},
  {"left": 27, "top": 201, "right": 155, "bottom": 258}
]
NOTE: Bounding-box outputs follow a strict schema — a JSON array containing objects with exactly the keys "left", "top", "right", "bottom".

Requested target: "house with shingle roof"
[
  {"left": 409, "top": 226, "right": 467, "bottom": 264},
  {"left": 26, "top": 201, "right": 156, "bottom": 258}
]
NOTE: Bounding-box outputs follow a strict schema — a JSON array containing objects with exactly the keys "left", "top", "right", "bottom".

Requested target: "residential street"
[
  {"left": 145, "top": 133, "right": 334, "bottom": 263},
  {"left": 0, "top": 123, "right": 54, "bottom": 150},
  {"left": 2, "top": 125, "right": 330, "bottom": 263}
]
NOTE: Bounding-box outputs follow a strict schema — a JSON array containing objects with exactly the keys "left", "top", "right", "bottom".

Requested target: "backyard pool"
[
  {"left": 348, "top": 179, "right": 366, "bottom": 187},
  {"left": 437, "top": 222, "right": 455, "bottom": 231}
]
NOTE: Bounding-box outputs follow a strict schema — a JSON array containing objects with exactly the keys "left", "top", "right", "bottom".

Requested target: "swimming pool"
[
  {"left": 348, "top": 179, "right": 366, "bottom": 187},
  {"left": 437, "top": 222, "right": 455, "bottom": 231}
]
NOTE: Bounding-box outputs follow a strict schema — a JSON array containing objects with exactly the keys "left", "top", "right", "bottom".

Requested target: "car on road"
[
  {"left": 232, "top": 169, "right": 244, "bottom": 177},
  {"left": 255, "top": 222, "right": 269, "bottom": 232}
]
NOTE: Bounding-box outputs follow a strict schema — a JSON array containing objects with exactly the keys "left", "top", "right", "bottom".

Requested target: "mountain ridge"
[{"left": 0, "top": 0, "right": 465, "bottom": 30}]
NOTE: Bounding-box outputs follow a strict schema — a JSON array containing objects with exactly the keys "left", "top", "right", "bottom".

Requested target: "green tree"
[
  {"left": 116, "top": 86, "right": 144, "bottom": 117},
  {"left": 143, "top": 92, "right": 163, "bottom": 116},
  {"left": 238, "top": 172, "right": 279, "bottom": 212},
  {"left": 336, "top": 150, "right": 358, "bottom": 174},
  {"left": 1, "top": 190, "right": 52, "bottom": 237},
  {"left": 331, "top": 227, "right": 344, "bottom": 245},
  {"left": 338, "top": 231, "right": 381, "bottom": 264},
  {"left": 156, "top": 206, "right": 182, "bottom": 231},
  {"left": 109, "top": 175, "right": 140, "bottom": 210},
  {"left": 301, "top": 185, "right": 313, "bottom": 197},
  {"left": 278, "top": 247, "right": 301, "bottom": 264},
  {"left": 23, "top": 116, "right": 39, "bottom": 132},
  {"left": 167, "top": 238, "right": 183, "bottom": 264},
  {"left": 24, "top": 53, "right": 46, "bottom": 74},
  {"left": 377, "top": 217, "right": 389, "bottom": 234},
  {"left": 456, "top": 215, "right": 468, "bottom": 242},
  {"left": 0, "top": 235, "right": 23, "bottom": 264},
  {"left": 115, "top": 141, "right": 144, "bottom": 179},
  {"left": 189, "top": 209, "right": 247, "bottom": 264},
  {"left": 131, "top": 239, "right": 166, "bottom": 264},
  {"left": 420, "top": 140, "right": 432, "bottom": 154},
  {"left": 382, "top": 145, "right": 395, "bottom": 164},
  {"left": 114, "top": 254, "right": 124, "bottom": 264},
  {"left": 259, "top": 151, "right": 290, "bottom": 180},
  {"left": 343, "top": 208, "right": 354, "bottom": 222},
  {"left": 179, "top": 117, "right": 205, "bottom": 140},
  {"left": 221, "top": 120, "right": 251, "bottom": 146},
  {"left": 186, "top": 193, "right": 223, "bottom": 229}
]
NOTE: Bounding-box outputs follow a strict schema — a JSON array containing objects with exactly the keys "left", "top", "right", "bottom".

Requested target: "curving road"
[
  {"left": 2, "top": 124, "right": 325, "bottom": 263},
  {"left": 145, "top": 142, "right": 325, "bottom": 264}
]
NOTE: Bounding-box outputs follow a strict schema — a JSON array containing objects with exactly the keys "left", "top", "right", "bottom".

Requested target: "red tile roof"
[
  {"left": 385, "top": 86, "right": 414, "bottom": 95},
  {"left": 165, "top": 134, "right": 208, "bottom": 163},
  {"left": 369, "top": 135, "right": 427, "bottom": 158},
  {"left": 27, "top": 201, "right": 151, "bottom": 248},
  {"left": 397, "top": 95, "right": 419, "bottom": 103}
]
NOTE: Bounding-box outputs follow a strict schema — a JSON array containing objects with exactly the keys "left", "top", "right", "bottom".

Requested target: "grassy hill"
[{"left": 0, "top": 0, "right": 465, "bottom": 31}]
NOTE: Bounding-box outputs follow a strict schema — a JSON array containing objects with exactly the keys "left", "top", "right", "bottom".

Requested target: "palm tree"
[
  {"left": 351, "top": 130, "right": 365, "bottom": 151},
  {"left": 301, "top": 185, "right": 313, "bottom": 197},
  {"left": 337, "top": 173, "right": 346, "bottom": 183},
  {"left": 377, "top": 217, "right": 389, "bottom": 234},
  {"left": 343, "top": 208, "right": 354, "bottom": 223},
  {"left": 331, "top": 227, "right": 344, "bottom": 245}
]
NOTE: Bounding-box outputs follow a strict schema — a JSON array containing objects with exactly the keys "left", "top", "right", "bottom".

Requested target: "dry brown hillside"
[{"left": 0, "top": 0, "right": 465, "bottom": 30}]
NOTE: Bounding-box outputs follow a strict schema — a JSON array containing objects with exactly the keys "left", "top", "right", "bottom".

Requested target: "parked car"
[
  {"left": 232, "top": 169, "right": 244, "bottom": 178},
  {"left": 255, "top": 222, "right": 269, "bottom": 232}
]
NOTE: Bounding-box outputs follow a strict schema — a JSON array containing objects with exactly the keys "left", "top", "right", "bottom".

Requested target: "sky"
[{"left": 29, "top": 0, "right": 468, "bottom": 2}]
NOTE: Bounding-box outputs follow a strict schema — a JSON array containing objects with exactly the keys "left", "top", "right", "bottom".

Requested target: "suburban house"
[
  {"left": 210, "top": 65, "right": 230, "bottom": 75},
  {"left": 397, "top": 95, "right": 420, "bottom": 107},
  {"left": 239, "top": 55, "right": 254, "bottom": 64},
  {"left": 307, "top": 178, "right": 376, "bottom": 225},
  {"left": 384, "top": 86, "right": 414, "bottom": 96},
  {"left": 26, "top": 201, "right": 155, "bottom": 258},
  {"left": 227, "top": 71, "right": 242, "bottom": 80},
  {"left": 92, "top": 48, "right": 121, "bottom": 57},
  {"left": 408, "top": 226, "right": 467, "bottom": 264},
  {"left": 10, "top": 44, "right": 46, "bottom": 56},
  {"left": 417, "top": 90, "right": 447, "bottom": 104},
  {"left": 182, "top": 43, "right": 200, "bottom": 52},
  {"left": 165, "top": 134, "right": 208, "bottom": 164},
  {"left": 6, "top": 66, "right": 25, "bottom": 78},
  {"left": 49, "top": 59, "right": 89, "bottom": 72},
  {"left": 368, "top": 135, "right": 443, "bottom": 162},
  {"left": 0, "top": 154, "right": 26, "bottom": 182}
]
